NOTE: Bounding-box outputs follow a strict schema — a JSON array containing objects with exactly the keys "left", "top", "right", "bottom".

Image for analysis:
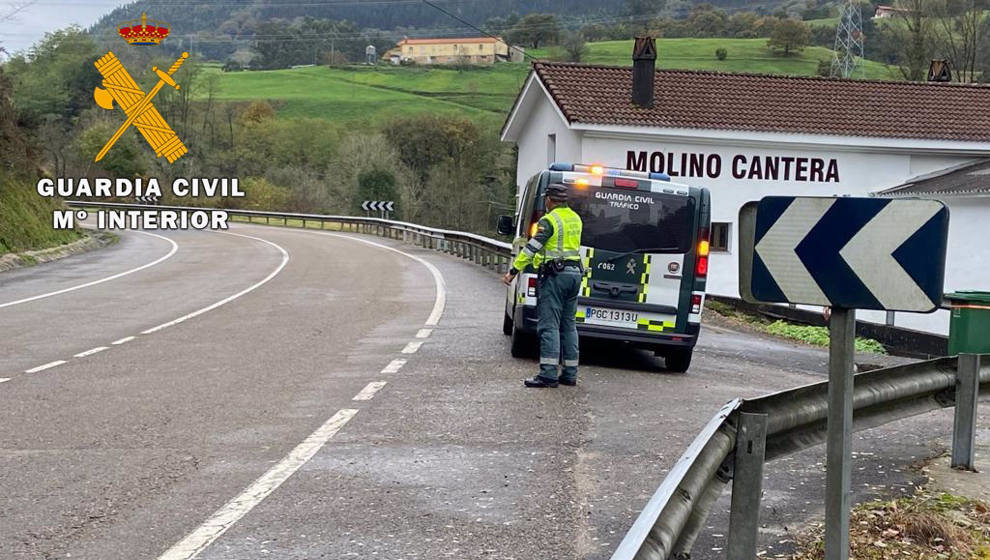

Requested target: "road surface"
[{"left": 0, "top": 224, "right": 958, "bottom": 559}]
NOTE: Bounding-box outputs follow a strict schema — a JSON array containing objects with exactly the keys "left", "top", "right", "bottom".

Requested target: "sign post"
[{"left": 739, "top": 196, "right": 949, "bottom": 560}]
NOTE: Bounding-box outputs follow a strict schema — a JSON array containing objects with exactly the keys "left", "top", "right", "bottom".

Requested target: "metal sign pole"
[{"left": 825, "top": 307, "right": 855, "bottom": 560}]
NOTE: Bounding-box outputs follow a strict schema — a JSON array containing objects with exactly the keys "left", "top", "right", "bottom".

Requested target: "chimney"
[
  {"left": 927, "top": 59, "right": 952, "bottom": 82},
  {"left": 632, "top": 36, "right": 657, "bottom": 108}
]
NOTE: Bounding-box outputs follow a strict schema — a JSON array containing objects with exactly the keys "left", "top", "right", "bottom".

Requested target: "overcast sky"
[{"left": 1, "top": 1, "right": 124, "bottom": 55}]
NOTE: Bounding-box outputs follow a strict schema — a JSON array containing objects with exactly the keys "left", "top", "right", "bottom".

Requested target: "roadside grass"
[
  {"left": 706, "top": 299, "right": 887, "bottom": 354},
  {"left": 0, "top": 177, "right": 81, "bottom": 256},
  {"left": 793, "top": 490, "right": 990, "bottom": 560},
  {"left": 200, "top": 37, "right": 899, "bottom": 124}
]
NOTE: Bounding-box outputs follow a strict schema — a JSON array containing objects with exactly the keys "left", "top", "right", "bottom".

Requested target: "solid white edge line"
[
  {"left": 25, "top": 360, "right": 67, "bottom": 373},
  {"left": 296, "top": 231, "right": 446, "bottom": 328},
  {"left": 415, "top": 328, "right": 432, "bottom": 339},
  {"left": 0, "top": 231, "right": 179, "bottom": 309},
  {"left": 156, "top": 409, "right": 359, "bottom": 560},
  {"left": 380, "top": 359, "right": 406, "bottom": 374},
  {"left": 401, "top": 341, "right": 423, "bottom": 354},
  {"left": 141, "top": 232, "right": 289, "bottom": 335},
  {"left": 352, "top": 381, "right": 387, "bottom": 401},
  {"left": 73, "top": 346, "right": 109, "bottom": 358},
  {"left": 112, "top": 336, "right": 135, "bottom": 345}
]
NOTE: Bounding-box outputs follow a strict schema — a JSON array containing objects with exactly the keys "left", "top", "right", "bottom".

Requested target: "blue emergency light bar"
[{"left": 549, "top": 162, "right": 670, "bottom": 182}]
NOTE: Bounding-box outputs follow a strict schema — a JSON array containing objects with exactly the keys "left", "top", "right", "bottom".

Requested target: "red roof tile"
[{"left": 529, "top": 62, "right": 990, "bottom": 142}]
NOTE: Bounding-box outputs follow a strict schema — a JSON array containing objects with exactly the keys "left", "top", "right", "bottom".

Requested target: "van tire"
[
  {"left": 502, "top": 311, "right": 513, "bottom": 335},
  {"left": 665, "top": 349, "right": 693, "bottom": 373},
  {"left": 510, "top": 324, "right": 536, "bottom": 358}
]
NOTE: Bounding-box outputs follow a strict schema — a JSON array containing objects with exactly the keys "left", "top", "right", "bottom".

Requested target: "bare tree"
[
  {"left": 892, "top": 0, "right": 939, "bottom": 81},
  {"left": 932, "top": 0, "right": 988, "bottom": 82}
]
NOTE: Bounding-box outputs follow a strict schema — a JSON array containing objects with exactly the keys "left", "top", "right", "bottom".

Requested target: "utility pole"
[{"left": 830, "top": 0, "right": 864, "bottom": 78}]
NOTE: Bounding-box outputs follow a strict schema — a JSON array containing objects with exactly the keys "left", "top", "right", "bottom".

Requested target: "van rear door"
[{"left": 569, "top": 183, "right": 696, "bottom": 332}]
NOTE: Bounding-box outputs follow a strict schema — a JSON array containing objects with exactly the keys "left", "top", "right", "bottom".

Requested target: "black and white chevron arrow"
[
  {"left": 136, "top": 195, "right": 159, "bottom": 205},
  {"left": 362, "top": 200, "right": 395, "bottom": 212},
  {"left": 740, "top": 196, "right": 949, "bottom": 312}
]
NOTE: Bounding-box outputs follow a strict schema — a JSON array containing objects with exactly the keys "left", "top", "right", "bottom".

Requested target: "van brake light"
[
  {"left": 527, "top": 277, "right": 537, "bottom": 297},
  {"left": 691, "top": 294, "right": 703, "bottom": 314}
]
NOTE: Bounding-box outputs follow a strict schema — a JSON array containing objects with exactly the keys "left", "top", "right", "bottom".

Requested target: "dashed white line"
[
  {"left": 112, "top": 336, "right": 135, "bottom": 345},
  {"left": 0, "top": 231, "right": 178, "bottom": 309},
  {"left": 156, "top": 408, "right": 359, "bottom": 560},
  {"left": 141, "top": 231, "right": 289, "bottom": 335},
  {"left": 352, "top": 381, "right": 387, "bottom": 401},
  {"left": 401, "top": 341, "right": 424, "bottom": 354},
  {"left": 415, "top": 328, "right": 433, "bottom": 339},
  {"left": 25, "top": 360, "right": 67, "bottom": 374},
  {"left": 73, "top": 346, "right": 108, "bottom": 358},
  {"left": 0, "top": 378, "right": 10, "bottom": 384},
  {"left": 380, "top": 359, "right": 407, "bottom": 374}
]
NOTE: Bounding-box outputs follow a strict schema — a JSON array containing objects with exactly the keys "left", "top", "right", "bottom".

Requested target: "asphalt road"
[{"left": 0, "top": 224, "right": 964, "bottom": 560}]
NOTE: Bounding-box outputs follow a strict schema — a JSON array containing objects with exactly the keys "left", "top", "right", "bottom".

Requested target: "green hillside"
[{"left": 200, "top": 38, "right": 899, "bottom": 125}]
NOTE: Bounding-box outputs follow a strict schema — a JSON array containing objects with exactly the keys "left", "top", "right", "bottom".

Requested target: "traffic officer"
[{"left": 502, "top": 183, "right": 584, "bottom": 388}]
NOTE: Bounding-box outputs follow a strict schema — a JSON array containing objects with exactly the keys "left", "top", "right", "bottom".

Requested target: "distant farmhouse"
[
  {"left": 386, "top": 37, "right": 523, "bottom": 65},
  {"left": 873, "top": 5, "right": 911, "bottom": 18}
]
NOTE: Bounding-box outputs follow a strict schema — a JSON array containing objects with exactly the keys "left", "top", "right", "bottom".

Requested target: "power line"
[{"left": 420, "top": 0, "right": 534, "bottom": 60}]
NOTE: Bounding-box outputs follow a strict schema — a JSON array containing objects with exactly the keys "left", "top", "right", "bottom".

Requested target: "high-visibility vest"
[{"left": 534, "top": 205, "right": 583, "bottom": 267}]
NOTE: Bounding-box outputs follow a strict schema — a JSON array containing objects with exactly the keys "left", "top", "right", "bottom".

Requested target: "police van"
[{"left": 497, "top": 163, "right": 712, "bottom": 372}]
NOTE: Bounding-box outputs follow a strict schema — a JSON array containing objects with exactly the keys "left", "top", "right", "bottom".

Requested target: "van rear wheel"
[
  {"left": 510, "top": 324, "right": 536, "bottom": 358},
  {"left": 664, "top": 349, "right": 693, "bottom": 373}
]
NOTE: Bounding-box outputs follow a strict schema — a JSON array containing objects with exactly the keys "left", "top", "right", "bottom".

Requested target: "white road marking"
[
  {"left": 401, "top": 341, "right": 423, "bottom": 354},
  {"left": 352, "top": 381, "right": 387, "bottom": 401},
  {"left": 0, "top": 231, "right": 178, "bottom": 309},
  {"left": 156, "top": 409, "right": 358, "bottom": 560},
  {"left": 381, "top": 359, "right": 407, "bottom": 374},
  {"left": 73, "top": 346, "right": 108, "bottom": 358},
  {"left": 299, "top": 231, "right": 446, "bottom": 327},
  {"left": 112, "top": 336, "right": 135, "bottom": 345},
  {"left": 141, "top": 232, "right": 289, "bottom": 335},
  {"left": 0, "top": 378, "right": 10, "bottom": 384},
  {"left": 25, "top": 360, "right": 66, "bottom": 374},
  {"left": 415, "top": 328, "right": 432, "bottom": 339}
]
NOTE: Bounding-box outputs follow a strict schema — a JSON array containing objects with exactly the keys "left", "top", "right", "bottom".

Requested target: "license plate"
[{"left": 586, "top": 307, "right": 638, "bottom": 324}]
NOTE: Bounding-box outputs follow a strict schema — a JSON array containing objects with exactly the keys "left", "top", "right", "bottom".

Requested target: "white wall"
[{"left": 513, "top": 94, "right": 581, "bottom": 199}]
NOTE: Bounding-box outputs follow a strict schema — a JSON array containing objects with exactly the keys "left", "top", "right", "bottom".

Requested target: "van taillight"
[
  {"left": 691, "top": 294, "right": 703, "bottom": 314},
  {"left": 527, "top": 277, "right": 537, "bottom": 297},
  {"left": 696, "top": 228, "right": 710, "bottom": 278}
]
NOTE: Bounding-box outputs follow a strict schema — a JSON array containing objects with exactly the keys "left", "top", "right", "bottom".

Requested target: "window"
[
  {"left": 711, "top": 222, "right": 731, "bottom": 252},
  {"left": 546, "top": 134, "right": 556, "bottom": 165}
]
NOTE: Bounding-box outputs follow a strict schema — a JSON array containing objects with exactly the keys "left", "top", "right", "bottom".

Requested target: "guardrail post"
[
  {"left": 727, "top": 412, "right": 769, "bottom": 560},
  {"left": 302, "top": 218, "right": 307, "bottom": 229},
  {"left": 952, "top": 354, "right": 981, "bottom": 470}
]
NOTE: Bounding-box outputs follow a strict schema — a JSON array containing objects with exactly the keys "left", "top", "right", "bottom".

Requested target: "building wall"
[
  {"left": 400, "top": 40, "right": 508, "bottom": 65},
  {"left": 510, "top": 106, "right": 982, "bottom": 335}
]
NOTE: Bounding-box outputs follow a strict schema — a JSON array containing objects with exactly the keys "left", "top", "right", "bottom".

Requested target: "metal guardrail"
[
  {"left": 65, "top": 201, "right": 514, "bottom": 272},
  {"left": 611, "top": 354, "right": 989, "bottom": 560}
]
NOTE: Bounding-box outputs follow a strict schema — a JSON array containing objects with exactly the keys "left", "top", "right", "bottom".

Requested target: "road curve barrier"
[
  {"left": 610, "top": 354, "right": 989, "bottom": 560},
  {"left": 66, "top": 201, "right": 514, "bottom": 273}
]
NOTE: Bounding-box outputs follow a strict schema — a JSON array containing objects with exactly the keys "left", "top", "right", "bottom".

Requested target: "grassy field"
[{"left": 200, "top": 37, "right": 900, "bottom": 124}]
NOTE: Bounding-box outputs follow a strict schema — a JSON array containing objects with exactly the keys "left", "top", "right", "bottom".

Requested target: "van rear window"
[{"left": 569, "top": 186, "right": 695, "bottom": 253}]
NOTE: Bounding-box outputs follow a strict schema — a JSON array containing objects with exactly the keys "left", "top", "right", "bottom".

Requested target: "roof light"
[
  {"left": 590, "top": 165, "right": 605, "bottom": 175},
  {"left": 613, "top": 178, "right": 639, "bottom": 188},
  {"left": 549, "top": 162, "right": 574, "bottom": 171},
  {"left": 575, "top": 178, "right": 590, "bottom": 188},
  {"left": 650, "top": 172, "right": 671, "bottom": 181}
]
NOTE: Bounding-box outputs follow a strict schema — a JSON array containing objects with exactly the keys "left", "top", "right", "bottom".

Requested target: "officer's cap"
[{"left": 545, "top": 183, "right": 568, "bottom": 202}]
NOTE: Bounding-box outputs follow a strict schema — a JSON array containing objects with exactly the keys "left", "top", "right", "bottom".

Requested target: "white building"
[{"left": 500, "top": 58, "right": 990, "bottom": 336}]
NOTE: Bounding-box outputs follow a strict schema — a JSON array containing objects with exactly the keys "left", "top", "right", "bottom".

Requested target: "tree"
[
  {"left": 889, "top": 0, "right": 938, "bottom": 81},
  {"left": 560, "top": 31, "right": 589, "bottom": 62},
  {"left": 931, "top": 0, "right": 989, "bottom": 82},
  {"left": 507, "top": 13, "right": 560, "bottom": 49},
  {"left": 355, "top": 168, "right": 398, "bottom": 214},
  {"left": 767, "top": 18, "right": 811, "bottom": 55}
]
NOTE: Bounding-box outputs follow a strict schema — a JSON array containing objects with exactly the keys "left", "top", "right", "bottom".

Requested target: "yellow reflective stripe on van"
[
  {"left": 575, "top": 309, "right": 586, "bottom": 323},
  {"left": 636, "top": 318, "right": 675, "bottom": 332},
  {"left": 581, "top": 247, "right": 594, "bottom": 297},
  {"left": 637, "top": 255, "right": 651, "bottom": 303}
]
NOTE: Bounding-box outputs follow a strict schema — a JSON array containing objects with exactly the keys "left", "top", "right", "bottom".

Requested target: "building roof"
[
  {"left": 397, "top": 37, "right": 502, "bottom": 46},
  {"left": 877, "top": 159, "right": 990, "bottom": 197},
  {"left": 518, "top": 62, "right": 990, "bottom": 142}
]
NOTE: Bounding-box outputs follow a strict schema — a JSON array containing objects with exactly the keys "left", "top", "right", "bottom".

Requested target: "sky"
[{"left": 0, "top": 0, "right": 123, "bottom": 55}]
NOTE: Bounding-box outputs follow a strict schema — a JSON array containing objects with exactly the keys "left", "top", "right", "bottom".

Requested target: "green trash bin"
[{"left": 946, "top": 291, "right": 990, "bottom": 355}]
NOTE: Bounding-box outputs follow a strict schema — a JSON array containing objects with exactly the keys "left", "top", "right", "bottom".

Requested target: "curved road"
[{"left": 0, "top": 224, "right": 956, "bottom": 560}]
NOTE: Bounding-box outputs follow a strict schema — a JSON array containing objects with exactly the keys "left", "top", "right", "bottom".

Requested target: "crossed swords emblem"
[{"left": 93, "top": 51, "right": 189, "bottom": 163}]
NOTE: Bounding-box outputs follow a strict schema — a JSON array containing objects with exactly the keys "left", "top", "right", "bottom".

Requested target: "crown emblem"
[{"left": 118, "top": 13, "right": 169, "bottom": 46}]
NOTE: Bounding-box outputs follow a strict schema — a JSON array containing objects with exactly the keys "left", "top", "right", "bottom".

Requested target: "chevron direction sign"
[
  {"left": 362, "top": 200, "right": 394, "bottom": 212},
  {"left": 739, "top": 197, "right": 949, "bottom": 312}
]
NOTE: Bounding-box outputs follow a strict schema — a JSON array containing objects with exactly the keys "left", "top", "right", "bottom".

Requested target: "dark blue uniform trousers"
[{"left": 537, "top": 268, "right": 582, "bottom": 382}]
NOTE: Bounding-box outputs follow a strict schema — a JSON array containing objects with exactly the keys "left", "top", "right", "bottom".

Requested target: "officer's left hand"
[{"left": 502, "top": 272, "right": 514, "bottom": 285}]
